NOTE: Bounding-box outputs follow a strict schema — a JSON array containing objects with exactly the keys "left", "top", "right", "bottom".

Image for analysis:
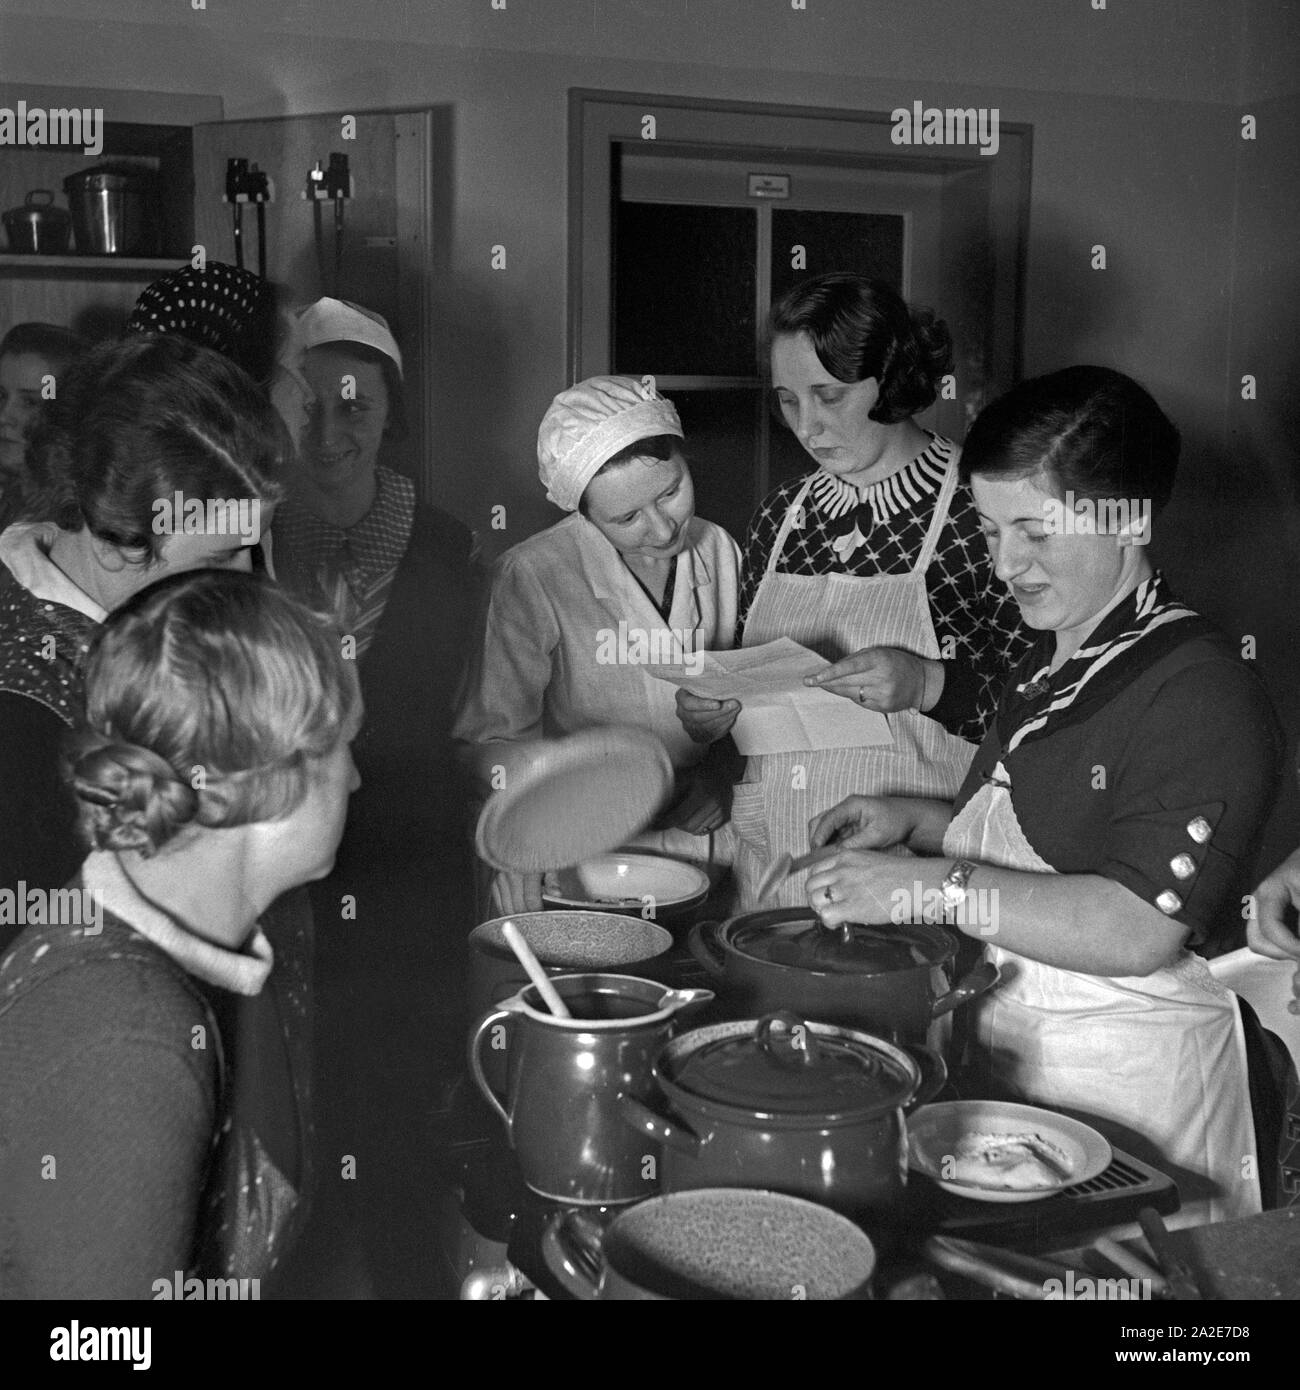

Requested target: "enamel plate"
[
  {"left": 543, "top": 852, "right": 710, "bottom": 912},
  {"left": 908, "top": 1099, "right": 1113, "bottom": 1204},
  {"left": 474, "top": 726, "right": 674, "bottom": 874}
]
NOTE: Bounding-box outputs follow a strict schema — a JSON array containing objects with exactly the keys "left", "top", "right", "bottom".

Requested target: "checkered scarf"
[{"left": 273, "top": 466, "right": 415, "bottom": 658}]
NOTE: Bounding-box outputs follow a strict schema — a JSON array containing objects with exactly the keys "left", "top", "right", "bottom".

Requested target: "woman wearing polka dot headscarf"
[{"left": 125, "top": 260, "right": 279, "bottom": 385}]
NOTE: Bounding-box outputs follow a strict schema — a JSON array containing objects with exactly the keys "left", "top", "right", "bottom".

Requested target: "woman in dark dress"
[
  {"left": 0, "top": 569, "right": 361, "bottom": 1296},
  {"left": 271, "top": 298, "right": 479, "bottom": 1295},
  {"left": 677, "top": 274, "right": 1029, "bottom": 909},
  {"left": 806, "top": 366, "right": 1282, "bottom": 1227}
]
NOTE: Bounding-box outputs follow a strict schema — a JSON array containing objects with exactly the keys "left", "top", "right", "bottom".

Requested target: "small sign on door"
[{"left": 748, "top": 173, "right": 791, "bottom": 199}]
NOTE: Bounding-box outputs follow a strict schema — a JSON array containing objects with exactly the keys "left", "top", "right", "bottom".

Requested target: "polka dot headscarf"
[{"left": 126, "top": 262, "right": 278, "bottom": 384}]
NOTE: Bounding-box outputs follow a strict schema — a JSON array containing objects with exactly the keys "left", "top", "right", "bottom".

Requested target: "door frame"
[{"left": 568, "top": 89, "right": 1032, "bottom": 414}]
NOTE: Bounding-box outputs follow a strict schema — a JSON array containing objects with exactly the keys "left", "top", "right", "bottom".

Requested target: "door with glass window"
[{"left": 571, "top": 93, "right": 1030, "bottom": 543}]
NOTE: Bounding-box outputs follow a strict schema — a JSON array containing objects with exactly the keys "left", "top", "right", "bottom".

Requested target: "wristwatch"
[{"left": 940, "top": 859, "right": 978, "bottom": 913}]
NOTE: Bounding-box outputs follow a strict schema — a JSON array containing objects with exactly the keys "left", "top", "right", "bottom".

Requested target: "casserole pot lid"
[
  {"left": 667, "top": 1013, "right": 916, "bottom": 1116},
  {"left": 5, "top": 191, "right": 71, "bottom": 223},
  {"left": 728, "top": 915, "right": 942, "bottom": 974}
]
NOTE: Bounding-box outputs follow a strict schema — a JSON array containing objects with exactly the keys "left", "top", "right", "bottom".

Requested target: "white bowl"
[
  {"left": 908, "top": 1099, "right": 1112, "bottom": 1204},
  {"left": 543, "top": 852, "right": 710, "bottom": 913}
]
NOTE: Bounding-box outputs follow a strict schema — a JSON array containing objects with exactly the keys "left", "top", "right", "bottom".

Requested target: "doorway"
[{"left": 570, "top": 92, "right": 1031, "bottom": 541}]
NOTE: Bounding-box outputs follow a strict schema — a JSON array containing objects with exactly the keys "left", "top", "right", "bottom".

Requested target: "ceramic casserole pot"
[
  {"left": 689, "top": 909, "right": 998, "bottom": 1047},
  {"left": 620, "top": 1011, "right": 939, "bottom": 1224}
]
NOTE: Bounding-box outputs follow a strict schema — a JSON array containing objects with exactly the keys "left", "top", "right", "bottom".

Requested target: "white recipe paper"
[{"left": 647, "top": 638, "right": 893, "bottom": 756}]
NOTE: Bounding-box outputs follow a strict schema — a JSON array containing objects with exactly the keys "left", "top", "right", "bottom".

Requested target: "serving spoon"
[{"left": 501, "top": 919, "right": 572, "bottom": 1019}]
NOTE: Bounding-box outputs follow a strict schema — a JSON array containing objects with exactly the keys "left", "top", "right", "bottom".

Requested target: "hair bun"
[
  {"left": 67, "top": 734, "right": 199, "bottom": 856},
  {"left": 908, "top": 306, "right": 954, "bottom": 378}
]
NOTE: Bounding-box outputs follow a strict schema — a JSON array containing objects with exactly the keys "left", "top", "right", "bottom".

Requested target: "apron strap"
[
  {"left": 913, "top": 448, "right": 960, "bottom": 574},
  {"left": 763, "top": 476, "right": 817, "bottom": 580}
]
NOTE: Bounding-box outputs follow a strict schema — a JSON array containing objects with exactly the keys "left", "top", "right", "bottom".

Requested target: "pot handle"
[
  {"left": 686, "top": 919, "right": 727, "bottom": 977},
  {"left": 657, "top": 986, "right": 716, "bottom": 1016},
  {"left": 619, "top": 1093, "right": 703, "bottom": 1158},
  {"left": 467, "top": 1005, "right": 515, "bottom": 1129},
  {"left": 540, "top": 1209, "right": 608, "bottom": 1300},
  {"left": 931, "top": 959, "right": 1000, "bottom": 1019},
  {"left": 900, "top": 1043, "right": 948, "bottom": 1110},
  {"left": 25, "top": 189, "right": 56, "bottom": 206}
]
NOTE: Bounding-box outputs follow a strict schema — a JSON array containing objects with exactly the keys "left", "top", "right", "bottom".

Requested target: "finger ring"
[{"left": 857, "top": 686, "right": 867, "bottom": 706}]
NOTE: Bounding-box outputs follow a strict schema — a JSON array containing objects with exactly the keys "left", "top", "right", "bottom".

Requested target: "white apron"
[
  {"left": 732, "top": 458, "right": 976, "bottom": 908},
  {"left": 944, "top": 762, "right": 1260, "bottom": 1229}
]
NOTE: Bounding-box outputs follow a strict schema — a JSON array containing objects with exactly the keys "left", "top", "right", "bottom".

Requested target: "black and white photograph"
[{"left": 0, "top": 0, "right": 1297, "bottom": 1349}]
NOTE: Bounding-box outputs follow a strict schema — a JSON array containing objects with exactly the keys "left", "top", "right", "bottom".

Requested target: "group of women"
[
  {"left": 0, "top": 265, "right": 1295, "bottom": 1296},
  {"left": 454, "top": 273, "right": 1297, "bottom": 1230},
  {"left": 0, "top": 269, "right": 475, "bottom": 1295}
]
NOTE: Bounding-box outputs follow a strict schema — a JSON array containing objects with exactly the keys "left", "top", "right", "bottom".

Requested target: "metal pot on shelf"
[
  {"left": 2, "top": 190, "right": 72, "bottom": 254},
  {"left": 688, "top": 907, "right": 999, "bottom": 1049},
  {"left": 62, "top": 164, "right": 157, "bottom": 255}
]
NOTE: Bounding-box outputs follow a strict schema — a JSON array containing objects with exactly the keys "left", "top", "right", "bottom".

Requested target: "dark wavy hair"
[
  {"left": 65, "top": 569, "right": 360, "bottom": 856},
  {"left": 0, "top": 321, "right": 88, "bottom": 373},
  {"left": 958, "top": 365, "right": 1181, "bottom": 518},
  {"left": 577, "top": 433, "right": 682, "bottom": 518},
  {"left": 27, "top": 334, "right": 285, "bottom": 556},
  {"left": 767, "top": 273, "right": 953, "bottom": 423}
]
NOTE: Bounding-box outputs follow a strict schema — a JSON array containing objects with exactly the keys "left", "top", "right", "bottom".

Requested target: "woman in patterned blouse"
[
  {"left": 677, "top": 273, "right": 1029, "bottom": 908},
  {"left": 0, "top": 335, "right": 282, "bottom": 933}
]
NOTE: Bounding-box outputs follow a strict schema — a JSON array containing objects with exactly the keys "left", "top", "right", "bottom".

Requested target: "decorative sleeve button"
[
  {"left": 1169, "top": 853, "right": 1196, "bottom": 880},
  {"left": 1186, "top": 816, "right": 1212, "bottom": 844},
  {"left": 1155, "top": 889, "right": 1183, "bottom": 915}
]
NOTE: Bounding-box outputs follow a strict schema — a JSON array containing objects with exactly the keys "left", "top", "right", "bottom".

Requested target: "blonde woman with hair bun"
[{"left": 0, "top": 568, "right": 361, "bottom": 1297}]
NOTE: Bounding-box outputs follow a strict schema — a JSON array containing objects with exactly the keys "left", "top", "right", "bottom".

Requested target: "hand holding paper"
[{"left": 651, "top": 638, "right": 894, "bottom": 756}]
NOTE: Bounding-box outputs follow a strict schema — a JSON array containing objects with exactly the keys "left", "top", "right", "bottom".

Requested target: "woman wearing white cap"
[
  {"left": 271, "top": 298, "right": 479, "bottom": 1293},
  {"left": 454, "top": 375, "right": 741, "bottom": 914}
]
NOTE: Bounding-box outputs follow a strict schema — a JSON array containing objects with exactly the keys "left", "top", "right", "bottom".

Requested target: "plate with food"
[
  {"left": 907, "top": 1099, "right": 1112, "bottom": 1204},
  {"left": 543, "top": 852, "right": 710, "bottom": 914}
]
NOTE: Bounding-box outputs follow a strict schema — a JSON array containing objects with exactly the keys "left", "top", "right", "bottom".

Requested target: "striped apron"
[{"left": 732, "top": 458, "right": 976, "bottom": 909}]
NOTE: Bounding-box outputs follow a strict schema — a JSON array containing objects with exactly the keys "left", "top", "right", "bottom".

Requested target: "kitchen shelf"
[{"left": 0, "top": 253, "right": 183, "bottom": 274}]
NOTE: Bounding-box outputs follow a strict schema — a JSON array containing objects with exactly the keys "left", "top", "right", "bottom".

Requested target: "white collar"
[
  {"left": 809, "top": 435, "right": 953, "bottom": 527},
  {"left": 81, "top": 850, "right": 274, "bottom": 997},
  {"left": 0, "top": 521, "right": 109, "bottom": 623},
  {"left": 572, "top": 513, "right": 712, "bottom": 605}
]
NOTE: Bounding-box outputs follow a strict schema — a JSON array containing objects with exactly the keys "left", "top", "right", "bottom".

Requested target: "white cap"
[
  {"left": 284, "top": 296, "right": 403, "bottom": 377},
  {"left": 537, "top": 375, "right": 683, "bottom": 512},
  {"left": 272, "top": 298, "right": 402, "bottom": 455}
]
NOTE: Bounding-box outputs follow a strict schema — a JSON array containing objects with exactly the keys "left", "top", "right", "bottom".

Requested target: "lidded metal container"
[
  {"left": 63, "top": 163, "right": 157, "bottom": 255},
  {"left": 2, "top": 190, "right": 72, "bottom": 254}
]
